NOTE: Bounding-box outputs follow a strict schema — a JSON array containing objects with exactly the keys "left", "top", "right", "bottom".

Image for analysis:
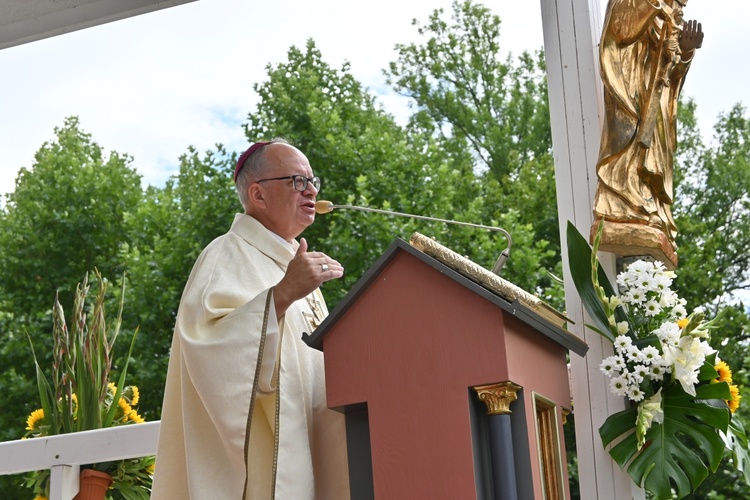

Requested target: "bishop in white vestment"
[{"left": 152, "top": 140, "right": 350, "bottom": 499}]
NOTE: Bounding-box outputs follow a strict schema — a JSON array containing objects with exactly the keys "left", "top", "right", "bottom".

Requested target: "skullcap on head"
[{"left": 233, "top": 141, "right": 271, "bottom": 182}]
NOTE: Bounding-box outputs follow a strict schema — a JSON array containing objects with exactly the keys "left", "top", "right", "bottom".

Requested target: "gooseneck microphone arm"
[{"left": 315, "top": 200, "right": 512, "bottom": 275}]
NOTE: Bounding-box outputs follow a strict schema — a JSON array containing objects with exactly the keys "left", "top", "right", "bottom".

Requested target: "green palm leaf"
[
  {"left": 566, "top": 220, "right": 625, "bottom": 341},
  {"left": 600, "top": 382, "right": 731, "bottom": 499}
]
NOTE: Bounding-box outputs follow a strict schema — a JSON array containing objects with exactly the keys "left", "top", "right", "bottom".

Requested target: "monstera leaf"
[
  {"left": 725, "top": 415, "right": 750, "bottom": 484},
  {"left": 600, "top": 381, "right": 731, "bottom": 499}
]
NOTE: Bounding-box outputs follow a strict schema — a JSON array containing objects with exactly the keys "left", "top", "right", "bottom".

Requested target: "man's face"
[{"left": 254, "top": 143, "right": 318, "bottom": 241}]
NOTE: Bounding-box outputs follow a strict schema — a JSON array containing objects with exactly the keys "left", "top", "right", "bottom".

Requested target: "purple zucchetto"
[{"left": 233, "top": 141, "right": 271, "bottom": 182}]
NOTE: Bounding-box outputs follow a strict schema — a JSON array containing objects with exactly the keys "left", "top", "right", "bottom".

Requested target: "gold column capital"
[{"left": 473, "top": 381, "right": 522, "bottom": 416}]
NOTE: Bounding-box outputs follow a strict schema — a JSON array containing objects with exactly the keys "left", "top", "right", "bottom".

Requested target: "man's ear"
[{"left": 248, "top": 183, "right": 268, "bottom": 210}]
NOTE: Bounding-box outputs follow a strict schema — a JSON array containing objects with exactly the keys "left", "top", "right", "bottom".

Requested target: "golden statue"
[{"left": 592, "top": 0, "right": 703, "bottom": 268}]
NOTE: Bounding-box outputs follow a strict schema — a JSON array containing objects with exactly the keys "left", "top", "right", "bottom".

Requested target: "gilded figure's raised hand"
[{"left": 680, "top": 19, "right": 704, "bottom": 54}]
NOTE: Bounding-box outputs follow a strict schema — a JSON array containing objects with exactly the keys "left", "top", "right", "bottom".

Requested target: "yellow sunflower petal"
[
  {"left": 729, "top": 385, "right": 742, "bottom": 413},
  {"left": 714, "top": 360, "right": 734, "bottom": 384},
  {"left": 118, "top": 398, "right": 133, "bottom": 419},
  {"left": 128, "top": 410, "right": 145, "bottom": 424},
  {"left": 130, "top": 385, "right": 140, "bottom": 407},
  {"left": 26, "top": 408, "right": 45, "bottom": 431}
]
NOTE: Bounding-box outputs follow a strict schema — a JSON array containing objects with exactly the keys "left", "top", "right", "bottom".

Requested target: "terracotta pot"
[{"left": 73, "top": 468, "right": 113, "bottom": 500}]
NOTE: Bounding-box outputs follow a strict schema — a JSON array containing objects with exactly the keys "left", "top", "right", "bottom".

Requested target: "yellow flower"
[
  {"left": 728, "top": 385, "right": 742, "bottom": 413},
  {"left": 677, "top": 318, "right": 690, "bottom": 329},
  {"left": 26, "top": 409, "right": 45, "bottom": 431},
  {"left": 119, "top": 397, "right": 133, "bottom": 418},
  {"left": 714, "top": 360, "right": 733, "bottom": 384},
  {"left": 34, "top": 496, "right": 48, "bottom": 500},
  {"left": 130, "top": 385, "right": 140, "bottom": 407},
  {"left": 119, "top": 385, "right": 140, "bottom": 406},
  {"left": 128, "top": 410, "right": 145, "bottom": 424}
]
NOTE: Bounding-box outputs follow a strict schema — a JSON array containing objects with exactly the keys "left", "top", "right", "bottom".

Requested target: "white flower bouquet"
[{"left": 567, "top": 220, "right": 749, "bottom": 499}]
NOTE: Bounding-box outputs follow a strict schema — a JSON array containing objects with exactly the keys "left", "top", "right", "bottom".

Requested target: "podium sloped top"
[{"left": 304, "top": 237, "right": 588, "bottom": 356}]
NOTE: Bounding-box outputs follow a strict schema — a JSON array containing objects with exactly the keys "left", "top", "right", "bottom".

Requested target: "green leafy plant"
[
  {"left": 566, "top": 220, "right": 749, "bottom": 499},
  {"left": 22, "top": 270, "right": 154, "bottom": 500}
]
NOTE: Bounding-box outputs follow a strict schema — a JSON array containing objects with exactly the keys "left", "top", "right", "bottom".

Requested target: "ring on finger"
[{"left": 321, "top": 263, "right": 329, "bottom": 272}]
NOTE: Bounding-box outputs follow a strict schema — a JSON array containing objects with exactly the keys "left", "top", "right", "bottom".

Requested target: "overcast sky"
[{"left": 0, "top": 0, "right": 746, "bottom": 198}]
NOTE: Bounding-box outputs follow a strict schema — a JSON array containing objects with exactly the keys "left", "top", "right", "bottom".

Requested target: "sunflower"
[
  {"left": 129, "top": 385, "right": 140, "bottom": 407},
  {"left": 729, "top": 384, "right": 742, "bottom": 413},
  {"left": 128, "top": 409, "right": 145, "bottom": 424},
  {"left": 26, "top": 409, "right": 45, "bottom": 431},
  {"left": 118, "top": 397, "right": 133, "bottom": 421},
  {"left": 120, "top": 385, "right": 140, "bottom": 406},
  {"left": 714, "top": 360, "right": 734, "bottom": 385}
]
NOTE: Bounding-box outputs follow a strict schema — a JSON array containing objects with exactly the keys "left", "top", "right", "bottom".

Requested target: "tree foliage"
[
  {"left": 384, "top": 0, "right": 561, "bottom": 302},
  {"left": 673, "top": 100, "right": 750, "bottom": 499},
  {"left": 0, "top": 117, "right": 141, "bottom": 314},
  {"left": 120, "top": 145, "right": 239, "bottom": 419},
  {"left": 385, "top": 0, "right": 551, "bottom": 177},
  {"left": 675, "top": 102, "right": 750, "bottom": 308},
  {"left": 0, "top": 118, "right": 143, "bottom": 495},
  {"left": 0, "top": 2, "right": 749, "bottom": 499}
]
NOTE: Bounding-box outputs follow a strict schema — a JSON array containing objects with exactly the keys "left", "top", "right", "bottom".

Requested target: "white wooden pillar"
[
  {"left": 49, "top": 464, "right": 79, "bottom": 500},
  {"left": 539, "top": 0, "right": 643, "bottom": 498}
]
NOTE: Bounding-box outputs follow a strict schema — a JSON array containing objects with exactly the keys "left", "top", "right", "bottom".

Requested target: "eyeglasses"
[{"left": 255, "top": 175, "right": 321, "bottom": 192}]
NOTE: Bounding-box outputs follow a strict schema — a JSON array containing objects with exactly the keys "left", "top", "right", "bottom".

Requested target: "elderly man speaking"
[{"left": 152, "top": 139, "right": 350, "bottom": 499}]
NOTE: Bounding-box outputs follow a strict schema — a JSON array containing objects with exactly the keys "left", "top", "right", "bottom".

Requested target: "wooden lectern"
[{"left": 304, "top": 235, "right": 588, "bottom": 500}]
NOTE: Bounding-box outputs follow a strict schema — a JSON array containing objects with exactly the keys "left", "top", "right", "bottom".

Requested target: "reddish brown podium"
[{"left": 304, "top": 235, "right": 587, "bottom": 499}]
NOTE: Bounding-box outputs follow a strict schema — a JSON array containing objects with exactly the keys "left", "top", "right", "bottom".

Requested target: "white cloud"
[{"left": 0, "top": 0, "right": 746, "bottom": 197}]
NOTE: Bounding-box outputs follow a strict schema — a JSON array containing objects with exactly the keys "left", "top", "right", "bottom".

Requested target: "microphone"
[{"left": 315, "top": 200, "right": 512, "bottom": 275}]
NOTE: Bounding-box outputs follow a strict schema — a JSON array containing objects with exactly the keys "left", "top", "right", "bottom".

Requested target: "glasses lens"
[{"left": 292, "top": 175, "right": 321, "bottom": 191}]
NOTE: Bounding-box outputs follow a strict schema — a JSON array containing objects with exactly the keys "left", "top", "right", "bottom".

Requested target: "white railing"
[{"left": 0, "top": 421, "right": 160, "bottom": 500}]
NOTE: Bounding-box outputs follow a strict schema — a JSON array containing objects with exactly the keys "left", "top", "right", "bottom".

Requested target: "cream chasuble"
[{"left": 152, "top": 214, "right": 350, "bottom": 499}]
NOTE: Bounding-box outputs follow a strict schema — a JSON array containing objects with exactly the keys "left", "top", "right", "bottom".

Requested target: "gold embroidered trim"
[
  {"left": 270, "top": 317, "right": 284, "bottom": 498},
  {"left": 242, "top": 290, "right": 273, "bottom": 500},
  {"left": 303, "top": 291, "right": 325, "bottom": 331}
]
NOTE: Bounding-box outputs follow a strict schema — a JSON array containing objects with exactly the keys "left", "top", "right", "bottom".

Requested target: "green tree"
[
  {"left": 385, "top": 0, "right": 551, "bottom": 177},
  {"left": 674, "top": 101, "right": 750, "bottom": 499},
  {"left": 674, "top": 102, "right": 750, "bottom": 310},
  {"left": 0, "top": 117, "right": 142, "bottom": 496},
  {"left": 244, "top": 35, "right": 554, "bottom": 306},
  {"left": 383, "top": 0, "right": 561, "bottom": 304},
  {"left": 245, "top": 40, "right": 471, "bottom": 304},
  {"left": 121, "top": 145, "right": 239, "bottom": 419},
  {"left": 0, "top": 117, "right": 141, "bottom": 314}
]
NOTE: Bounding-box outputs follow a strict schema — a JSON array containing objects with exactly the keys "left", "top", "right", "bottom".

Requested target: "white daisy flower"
[{"left": 610, "top": 375, "right": 629, "bottom": 397}]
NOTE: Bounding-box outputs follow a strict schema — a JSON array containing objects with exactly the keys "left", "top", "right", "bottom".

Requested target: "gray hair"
[{"left": 235, "top": 137, "right": 291, "bottom": 211}]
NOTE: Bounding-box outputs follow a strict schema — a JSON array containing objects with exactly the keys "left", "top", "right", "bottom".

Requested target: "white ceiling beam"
[{"left": 0, "top": 0, "right": 197, "bottom": 50}]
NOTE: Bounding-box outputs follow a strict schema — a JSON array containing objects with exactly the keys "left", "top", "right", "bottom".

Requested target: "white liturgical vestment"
[{"left": 152, "top": 213, "right": 350, "bottom": 499}]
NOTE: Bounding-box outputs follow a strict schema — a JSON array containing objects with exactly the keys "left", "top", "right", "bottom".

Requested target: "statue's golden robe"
[{"left": 594, "top": 0, "right": 693, "bottom": 249}]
